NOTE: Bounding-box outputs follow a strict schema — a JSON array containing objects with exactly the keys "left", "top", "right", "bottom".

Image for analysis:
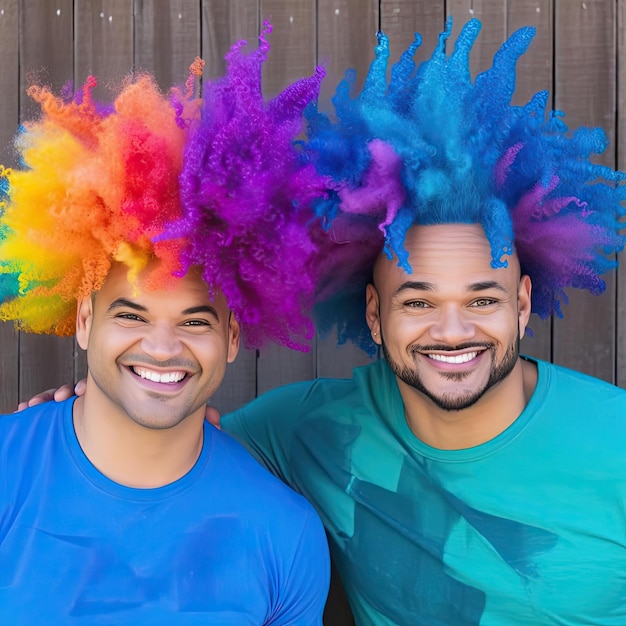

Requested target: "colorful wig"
[
  {"left": 159, "top": 21, "right": 327, "bottom": 350},
  {"left": 0, "top": 23, "right": 327, "bottom": 350},
  {"left": 306, "top": 18, "right": 626, "bottom": 354},
  {"left": 0, "top": 75, "right": 186, "bottom": 336}
]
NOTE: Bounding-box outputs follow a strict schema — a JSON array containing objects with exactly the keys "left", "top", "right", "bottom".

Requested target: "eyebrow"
[
  {"left": 107, "top": 298, "right": 220, "bottom": 321},
  {"left": 394, "top": 280, "right": 508, "bottom": 296}
]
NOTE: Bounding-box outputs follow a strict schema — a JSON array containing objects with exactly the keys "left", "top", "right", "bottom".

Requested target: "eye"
[
  {"left": 115, "top": 312, "right": 146, "bottom": 322},
  {"left": 405, "top": 300, "right": 431, "bottom": 309},
  {"left": 181, "top": 319, "right": 213, "bottom": 330},
  {"left": 470, "top": 298, "right": 497, "bottom": 308}
]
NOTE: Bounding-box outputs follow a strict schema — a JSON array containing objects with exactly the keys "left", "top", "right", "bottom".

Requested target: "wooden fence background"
[{"left": 0, "top": 1, "right": 624, "bottom": 623}]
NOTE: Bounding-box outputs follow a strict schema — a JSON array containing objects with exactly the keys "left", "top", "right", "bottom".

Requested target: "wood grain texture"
[
  {"left": 507, "top": 0, "right": 553, "bottom": 363},
  {"left": 552, "top": 0, "right": 617, "bottom": 382},
  {"left": 259, "top": 0, "right": 316, "bottom": 97},
  {"left": 199, "top": 0, "right": 259, "bottom": 413},
  {"left": 135, "top": 0, "right": 200, "bottom": 89},
  {"left": 446, "top": 0, "right": 506, "bottom": 77},
  {"left": 201, "top": 0, "right": 258, "bottom": 78},
  {"left": 17, "top": 0, "right": 76, "bottom": 403},
  {"left": 0, "top": 0, "right": 19, "bottom": 413},
  {"left": 315, "top": 0, "right": 378, "bottom": 382},
  {"left": 382, "top": 0, "right": 444, "bottom": 66},
  {"left": 256, "top": 0, "right": 318, "bottom": 393},
  {"left": 75, "top": 0, "right": 133, "bottom": 100}
]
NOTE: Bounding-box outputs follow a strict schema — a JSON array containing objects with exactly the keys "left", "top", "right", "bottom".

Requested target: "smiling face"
[
  {"left": 76, "top": 262, "right": 240, "bottom": 430},
  {"left": 366, "top": 224, "right": 531, "bottom": 412}
]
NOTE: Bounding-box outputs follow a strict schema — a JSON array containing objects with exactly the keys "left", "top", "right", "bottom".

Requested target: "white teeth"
[
  {"left": 133, "top": 368, "right": 186, "bottom": 383},
  {"left": 428, "top": 351, "right": 478, "bottom": 364}
]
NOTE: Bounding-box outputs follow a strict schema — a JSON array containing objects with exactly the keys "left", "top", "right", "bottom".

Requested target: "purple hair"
[{"left": 160, "top": 22, "right": 329, "bottom": 351}]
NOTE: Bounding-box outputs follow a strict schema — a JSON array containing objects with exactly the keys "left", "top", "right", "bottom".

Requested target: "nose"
[
  {"left": 428, "top": 305, "right": 476, "bottom": 345},
  {"left": 140, "top": 323, "right": 184, "bottom": 361}
]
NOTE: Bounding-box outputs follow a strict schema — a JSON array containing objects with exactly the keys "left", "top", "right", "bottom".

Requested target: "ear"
[
  {"left": 517, "top": 274, "right": 532, "bottom": 340},
  {"left": 226, "top": 312, "right": 240, "bottom": 363},
  {"left": 75, "top": 295, "right": 94, "bottom": 351},
  {"left": 365, "top": 283, "right": 382, "bottom": 346}
]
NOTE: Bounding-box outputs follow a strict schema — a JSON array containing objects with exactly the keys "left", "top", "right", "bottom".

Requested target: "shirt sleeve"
[
  {"left": 268, "top": 505, "right": 331, "bottom": 625},
  {"left": 221, "top": 380, "right": 315, "bottom": 487}
]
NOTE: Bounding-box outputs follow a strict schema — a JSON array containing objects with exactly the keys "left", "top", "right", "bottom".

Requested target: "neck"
[
  {"left": 73, "top": 379, "right": 205, "bottom": 489},
  {"left": 398, "top": 358, "right": 538, "bottom": 450}
]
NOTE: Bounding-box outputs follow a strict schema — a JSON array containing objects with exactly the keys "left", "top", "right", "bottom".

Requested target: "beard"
[{"left": 382, "top": 332, "right": 521, "bottom": 412}]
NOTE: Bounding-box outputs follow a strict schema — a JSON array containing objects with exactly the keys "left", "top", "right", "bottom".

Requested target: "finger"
[
  {"left": 74, "top": 378, "right": 87, "bottom": 396},
  {"left": 205, "top": 405, "right": 221, "bottom": 429},
  {"left": 52, "top": 384, "right": 76, "bottom": 402}
]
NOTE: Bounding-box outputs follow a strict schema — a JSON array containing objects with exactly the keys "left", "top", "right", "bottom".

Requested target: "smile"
[
  {"left": 427, "top": 351, "right": 479, "bottom": 364},
  {"left": 131, "top": 366, "right": 187, "bottom": 384}
]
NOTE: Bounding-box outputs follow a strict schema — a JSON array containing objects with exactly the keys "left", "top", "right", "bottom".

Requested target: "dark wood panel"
[
  {"left": 446, "top": 0, "right": 506, "bottom": 77},
  {"left": 317, "top": 0, "right": 378, "bottom": 107},
  {"left": 552, "top": 0, "right": 617, "bottom": 382},
  {"left": 75, "top": 0, "right": 133, "bottom": 100},
  {"left": 382, "top": 0, "right": 444, "bottom": 67},
  {"left": 256, "top": 0, "right": 317, "bottom": 393},
  {"left": 617, "top": 0, "right": 626, "bottom": 388},
  {"left": 0, "top": 0, "right": 19, "bottom": 413},
  {"left": 134, "top": 0, "right": 200, "bottom": 89},
  {"left": 315, "top": 0, "right": 378, "bottom": 381},
  {"left": 199, "top": 0, "right": 259, "bottom": 412},
  {"left": 17, "top": 0, "right": 76, "bottom": 402},
  {"left": 201, "top": 0, "right": 258, "bottom": 78},
  {"left": 259, "top": 0, "right": 316, "bottom": 97},
  {"left": 508, "top": 0, "right": 553, "bottom": 363}
]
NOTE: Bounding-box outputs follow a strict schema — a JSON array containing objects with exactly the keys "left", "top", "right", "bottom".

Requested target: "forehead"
[
  {"left": 374, "top": 223, "right": 519, "bottom": 290},
  {"left": 97, "top": 263, "right": 221, "bottom": 307}
]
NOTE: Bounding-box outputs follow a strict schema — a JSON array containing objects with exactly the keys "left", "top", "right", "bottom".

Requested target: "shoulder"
[
  {"left": 0, "top": 399, "right": 71, "bottom": 441},
  {"left": 534, "top": 358, "right": 626, "bottom": 404},
  {"left": 209, "top": 425, "right": 321, "bottom": 516}
]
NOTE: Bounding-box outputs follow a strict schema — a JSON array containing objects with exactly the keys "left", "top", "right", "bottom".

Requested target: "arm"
[{"left": 268, "top": 506, "right": 330, "bottom": 625}]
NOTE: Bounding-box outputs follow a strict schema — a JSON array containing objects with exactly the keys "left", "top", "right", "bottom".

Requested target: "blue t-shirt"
[
  {"left": 225, "top": 357, "right": 626, "bottom": 625},
  {"left": 0, "top": 398, "right": 329, "bottom": 625}
]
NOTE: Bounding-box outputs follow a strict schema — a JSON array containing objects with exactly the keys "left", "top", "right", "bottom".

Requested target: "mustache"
[
  {"left": 408, "top": 342, "right": 495, "bottom": 355},
  {"left": 118, "top": 354, "right": 199, "bottom": 371}
]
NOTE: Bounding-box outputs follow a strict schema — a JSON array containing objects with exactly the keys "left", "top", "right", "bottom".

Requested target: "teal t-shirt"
[{"left": 224, "top": 357, "right": 626, "bottom": 625}]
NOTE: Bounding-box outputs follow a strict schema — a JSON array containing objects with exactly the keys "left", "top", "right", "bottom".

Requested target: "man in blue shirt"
[{"left": 0, "top": 29, "right": 329, "bottom": 624}]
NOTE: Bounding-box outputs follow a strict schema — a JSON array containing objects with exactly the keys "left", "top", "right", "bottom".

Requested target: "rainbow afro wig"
[
  {"left": 0, "top": 22, "right": 327, "bottom": 350},
  {"left": 306, "top": 18, "right": 626, "bottom": 354}
]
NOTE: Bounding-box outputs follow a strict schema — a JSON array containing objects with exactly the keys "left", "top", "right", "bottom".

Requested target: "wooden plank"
[
  {"left": 616, "top": 0, "right": 626, "bottom": 388},
  {"left": 507, "top": 0, "right": 553, "bottom": 363},
  {"left": 552, "top": 0, "right": 617, "bottom": 382},
  {"left": 382, "top": 0, "right": 444, "bottom": 68},
  {"left": 17, "top": 0, "right": 76, "bottom": 402},
  {"left": 201, "top": 0, "right": 258, "bottom": 78},
  {"left": 198, "top": 0, "right": 259, "bottom": 412},
  {"left": 446, "top": 0, "right": 506, "bottom": 78},
  {"left": 134, "top": 0, "right": 201, "bottom": 90},
  {"left": 315, "top": 0, "right": 378, "bottom": 381},
  {"left": 317, "top": 0, "right": 378, "bottom": 107},
  {"left": 259, "top": 0, "right": 316, "bottom": 97},
  {"left": 75, "top": 0, "right": 133, "bottom": 100},
  {"left": 0, "top": 0, "right": 19, "bottom": 413},
  {"left": 255, "top": 0, "right": 318, "bottom": 393}
]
